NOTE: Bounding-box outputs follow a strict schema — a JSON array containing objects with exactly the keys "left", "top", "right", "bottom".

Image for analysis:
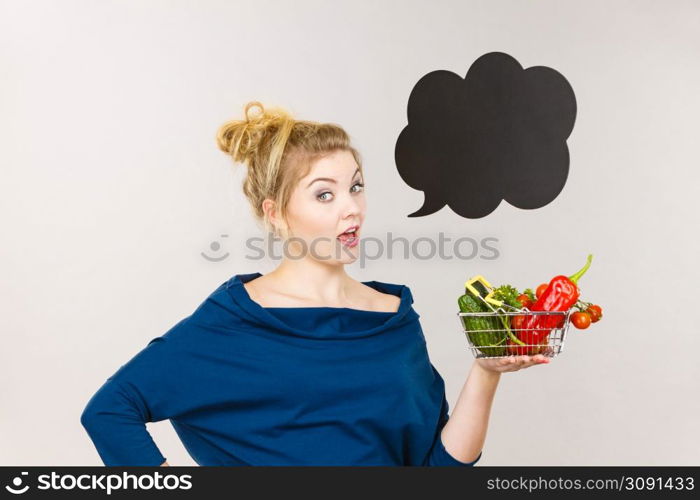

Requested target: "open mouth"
[{"left": 337, "top": 225, "right": 360, "bottom": 245}]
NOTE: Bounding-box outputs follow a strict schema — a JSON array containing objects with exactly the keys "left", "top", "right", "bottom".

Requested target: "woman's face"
[{"left": 278, "top": 149, "right": 366, "bottom": 264}]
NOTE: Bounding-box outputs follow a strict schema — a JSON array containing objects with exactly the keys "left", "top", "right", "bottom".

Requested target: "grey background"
[{"left": 1, "top": 0, "right": 698, "bottom": 465}]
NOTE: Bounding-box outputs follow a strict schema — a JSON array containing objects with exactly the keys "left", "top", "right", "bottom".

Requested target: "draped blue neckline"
[{"left": 225, "top": 272, "right": 418, "bottom": 340}]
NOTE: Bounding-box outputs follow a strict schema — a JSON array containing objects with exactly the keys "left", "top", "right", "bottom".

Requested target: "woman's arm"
[
  {"left": 440, "top": 362, "right": 500, "bottom": 463},
  {"left": 441, "top": 354, "right": 549, "bottom": 463},
  {"left": 161, "top": 461, "right": 169, "bottom": 466},
  {"left": 80, "top": 375, "right": 169, "bottom": 466},
  {"left": 80, "top": 336, "right": 185, "bottom": 466}
]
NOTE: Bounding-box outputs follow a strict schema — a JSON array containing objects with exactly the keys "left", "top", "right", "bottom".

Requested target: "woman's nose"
[{"left": 341, "top": 194, "right": 363, "bottom": 218}]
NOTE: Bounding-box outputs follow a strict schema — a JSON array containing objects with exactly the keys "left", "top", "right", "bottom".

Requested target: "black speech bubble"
[{"left": 396, "top": 52, "right": 577, "bottom": 219}]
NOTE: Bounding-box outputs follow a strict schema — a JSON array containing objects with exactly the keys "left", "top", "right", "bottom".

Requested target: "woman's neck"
[{"left": 265, "top": 259, "right": 357, "bottom": 305}]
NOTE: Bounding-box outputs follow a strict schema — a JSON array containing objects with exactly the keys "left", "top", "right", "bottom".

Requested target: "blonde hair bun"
[{"left": 215, "top": 101, "right": 362, "bottom": 238}]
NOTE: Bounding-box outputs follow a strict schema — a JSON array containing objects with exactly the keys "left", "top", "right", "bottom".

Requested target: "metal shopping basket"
[
  {"left": 457, "top": 308, "right": 572, "bottom": 359},
  {"left": 457, "top": 274, "right": 573, "bottom": 359}
]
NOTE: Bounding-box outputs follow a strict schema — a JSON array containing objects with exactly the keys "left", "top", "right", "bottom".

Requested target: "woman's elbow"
[{"left": 79, "top": 404, "right": 97, "bottom": 432}]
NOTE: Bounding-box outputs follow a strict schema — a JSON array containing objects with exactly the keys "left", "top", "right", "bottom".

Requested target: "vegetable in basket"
[
  {"left": 507, "top": 254, "right": 593, "bottom": 355},
  {"left": 491, "top": 285, "right": 521, "bottom": 309},
  {"left": 587, "top": 304, "right": 603, "bottom": 322},
  {"left": 522, "top": 288, "right": 536, "bottom": 304},
  {"left": 571, "top": 312, "right": 591, "bottom": 329},
  {"left": 458, "top": 292, "right": 507, "bottom": 356},
  {"left": 569, "top": 301, "right": 603, "bottom": 329}
]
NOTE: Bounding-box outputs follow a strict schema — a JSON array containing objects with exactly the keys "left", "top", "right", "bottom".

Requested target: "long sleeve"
[
  {"left": 422, "top": 392, "right": 483, "bottom": 466},
  {"left": 80, "top": 335, "right": 184, "bottom": 466}
]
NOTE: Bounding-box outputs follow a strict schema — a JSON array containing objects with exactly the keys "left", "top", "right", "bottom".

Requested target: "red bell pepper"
[{"left": 507, "top": 254, "right": 593, "bottom": 355}]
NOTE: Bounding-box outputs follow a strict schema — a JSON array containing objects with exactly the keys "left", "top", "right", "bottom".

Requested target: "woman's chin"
[{"left": 333, "top": 240, "right": 359, "bottom": 261}]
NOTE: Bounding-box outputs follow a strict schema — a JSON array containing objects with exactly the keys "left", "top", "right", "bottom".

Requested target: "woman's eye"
[{"left": 316, "top": 182, "right": 364, "bottom": 202}]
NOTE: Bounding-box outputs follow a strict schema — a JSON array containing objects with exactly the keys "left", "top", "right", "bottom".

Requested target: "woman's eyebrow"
[{"left": 306, "top": 167, "right": 361, "bottom": 188}]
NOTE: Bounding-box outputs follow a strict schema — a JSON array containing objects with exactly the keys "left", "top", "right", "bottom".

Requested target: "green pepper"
[{"left": 458, "top": 293, "right": 507, "bottom": 356}]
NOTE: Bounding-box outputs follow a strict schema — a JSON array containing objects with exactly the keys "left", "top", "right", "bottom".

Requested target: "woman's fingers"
[
  {"left": 519, "top": 356, "right": 533, "bottom": 369},
  {"left": 497, "top": 356, "right": 522, "bottom": 371},
  {"left": 522, "top": 354, "right": 549, "bottom": 368},
  {"left": 499, "top": 354, "right": 550, "bottom": 371},
  {"left": 491, "top": 354, "right": 551, "bottom": 372}
]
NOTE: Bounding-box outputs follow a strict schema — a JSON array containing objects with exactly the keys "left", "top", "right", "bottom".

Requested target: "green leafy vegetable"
[{"left": 492, "top": 284, "right": 522, "bottom": 309}]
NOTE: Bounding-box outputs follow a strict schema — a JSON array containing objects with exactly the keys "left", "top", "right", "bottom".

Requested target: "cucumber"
[{"left": 458, "top": 292, "right": 507, "bottom": 356}]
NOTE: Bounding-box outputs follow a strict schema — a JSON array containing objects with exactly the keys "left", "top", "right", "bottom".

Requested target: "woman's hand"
[{"left": 475, "top": 354, "right": 550, "bottom": 373}]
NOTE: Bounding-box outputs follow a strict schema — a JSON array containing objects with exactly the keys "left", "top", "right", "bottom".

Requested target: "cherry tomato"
[
  {"left": 516, "top": 294, "right": 533, "bottom": 308},
  {"left": 571, "top": 311, "right": 591, "bottom": 329},
  {"left": 510, "top": 314, "right": 526, "bottom": 332},
  {"left": 535, "top": 283, "right": 549, "bottom": 299},
  {"left": 586, "top": 304, "right": 603, "bottom": 323}
]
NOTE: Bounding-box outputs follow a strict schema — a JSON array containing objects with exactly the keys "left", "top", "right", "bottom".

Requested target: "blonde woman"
[{"left": 80, "top": 102, "right": 548, "bottom": 466}]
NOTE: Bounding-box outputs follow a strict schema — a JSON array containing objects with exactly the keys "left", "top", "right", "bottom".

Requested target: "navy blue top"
[{"left": 80, "top": 272, "right": 482, "bottom": 466}]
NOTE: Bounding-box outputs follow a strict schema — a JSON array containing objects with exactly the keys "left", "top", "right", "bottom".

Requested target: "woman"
[{"left": 80, "top": 101, "right": 549, "bottom": 466}]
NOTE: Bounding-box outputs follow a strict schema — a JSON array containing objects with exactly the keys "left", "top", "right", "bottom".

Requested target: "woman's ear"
[{"left": 262, "top": 199, "right": 286, "bottom": 237}]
